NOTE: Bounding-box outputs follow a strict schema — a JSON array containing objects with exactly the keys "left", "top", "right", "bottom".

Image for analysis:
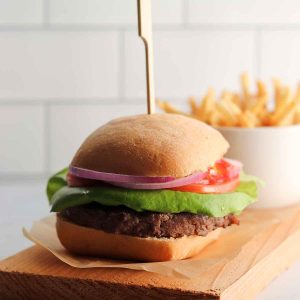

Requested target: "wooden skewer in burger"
[{"left": 137, "top": 0, "right": 155, "bottom": 114}]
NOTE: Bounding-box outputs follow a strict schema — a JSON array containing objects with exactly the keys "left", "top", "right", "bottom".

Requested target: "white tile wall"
[
  {"left": 49, "top": 0, "right": 183, "bottom": 26},
  {"left": 0, "top": 105, "right": 44, "bottom": 175},
  {"left": 0, "top": 0, "right": 43, "bottom": 25},
  {"left": 124, "top": 30, "right": 256, "bottom": 99},
  {"left": 49, "top": 0, "right": 137, "bottom": 26},
  {"left": 1, "top": 180, "right": 48, "bottom": 258},
  {"left": 188, "top": 0, "right": 300, "bottom": 25},
  {"left": 0, "top": 0, "right": 300, "bottom": 178},
  {"left": 261, "top": 30, "right": 300, "bottom": 86},
  {"left": 0, "top": 31, "right": 119, "bottom": 99}
]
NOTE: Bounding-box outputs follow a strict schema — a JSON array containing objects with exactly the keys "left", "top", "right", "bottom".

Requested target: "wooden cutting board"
[{"left": 1, "top": 205, "right": 300, "bottom": 300}]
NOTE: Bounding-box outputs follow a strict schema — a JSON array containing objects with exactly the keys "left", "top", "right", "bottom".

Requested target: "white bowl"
[{"left": 218, "top": 125, "right": 300, "bottom": 208}]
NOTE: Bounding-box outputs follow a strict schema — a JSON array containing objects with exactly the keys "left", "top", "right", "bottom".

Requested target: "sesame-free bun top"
[{"left": 71, "top": 114, "right": 229, "bottom": 178}]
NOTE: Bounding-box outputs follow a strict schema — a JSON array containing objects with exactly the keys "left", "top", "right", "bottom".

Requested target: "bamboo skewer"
[{"left": 137, "top": 0, "right": 155, "bottom": 114}]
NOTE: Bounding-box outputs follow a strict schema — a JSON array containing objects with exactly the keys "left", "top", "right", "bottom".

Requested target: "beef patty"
[{"left": 60, "top": 203, "right": 239, "bottom": 238}]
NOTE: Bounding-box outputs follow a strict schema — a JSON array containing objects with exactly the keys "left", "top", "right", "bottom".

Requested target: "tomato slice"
[
  {"left": 171, "top": 176, "right": 240, "bottom": 194},
  {"left": 170, "top": 158, "right": 242, "bottom": 194},
  {"left": 205, "top": 159, "right": 241, "bottom": 184}
]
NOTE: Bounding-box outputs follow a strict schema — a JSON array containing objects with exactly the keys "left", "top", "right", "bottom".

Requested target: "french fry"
[
  {"left": 156, "top": 99, "right": 189, "bottom": 116},
  {"left": 257, "top": 110, "right": 270, "bottom": 126},
  {"left": 223, "top": 94, "right": 242, "bottom": 116},
  {"left": 272, "top": 78, "right": 282, "bottom": 110},
  {"left": 269, "top": 86, "right": 290, "bottom": 124},
  {"left": 158, "top": 74, "right": 300, "bottom": 128},
  {"left": 257, "top": 80, "right": 267, "bottom": 98},
  {"left": 232, "top": 93, "right": 242, "bottom": 109},
  {"left": 188, "top": 97, "right": 197, "bottom": 113},
  {"left": 282, "top": 86, "right": 292, "bottom": 103},
  {"left": 188, "top": 97, "right": 200, "bottom": 118},
  {"left": 294, "top": 106, "right": 300, "bottom": 124},
  {"left": 251, "top": 95, "right": 268, "bottom": 119},
  {"left": 271, "top": 92, "right": 300, "bottom": 126},
  {"left": 275, "top": 86, "right": 292, "bottom": 114},
  {"left": 238, "top": 110, "right": 257, "bottom": 128},
  {"left": 208, "top": 110, "right": 222, "bottom": 127},
  {"left": 252, "top": 80, "right": 268, "bottom": 117},
  {"left": 217, "top": 96, "right": 239, "bottom": 127},
  {"left": 269, "top": 105, "right": 286, "bottom": 125},
  {"left": 198, "top": 88, "right": 215, "bottom": 122},
  {"left": 240, "top": 72, "right": 251, "bottom": 110},
  {"left": 277, "top": 102, "right": 298, "bottom": 126},
  {"left": 294, "top": 87, "right": 300, "bottom": 124},
  {"left": 251, "top": 97, "right": 267, "bottom": 116}
]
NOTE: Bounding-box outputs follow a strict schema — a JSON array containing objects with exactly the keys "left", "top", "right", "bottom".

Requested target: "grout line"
[
  {"left": 255, "top": 27, "right": 262, "bottom": 78},
  {"left": 0, "top": 25, "right": 45, "bottom": 31},
  {"left": 0, "top": 173, "right": 49, "bottom": 183},
  {"left": 183, "top": 24, "right": 260, "bottom": 31},
  {"left": 0, "top": 25, "right": 133, "bottom": 32},
  {"left": 43, "top": 0, "right": 50, "bottom": 28},
  {"left": 43, "top": 103, "right": 50, "bottom": 174},
  {"left": 0, "top": 98, "right": 187, "bottom": 105},
  {"left": 118, "top": 30, "right": 126, "bottom": 100},
  {"left": 182, "top": 0, "right": 189, "bottom": 28},
  {"left": 179, "top": 23, "right": 300, "bottom": 31},
  {"left": 1, "top": 23, "right": 300, "bottom": 32},
  {"left": 0, "top": 98, "right": 122, "bottom": 105},
  {"left": 0, "top": 24, "right": 185, "bottom": 32}
]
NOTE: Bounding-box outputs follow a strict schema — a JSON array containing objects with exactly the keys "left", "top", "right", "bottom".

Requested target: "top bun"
[{"left": 71, "top": 114, "right": 229, "bottom": 178}]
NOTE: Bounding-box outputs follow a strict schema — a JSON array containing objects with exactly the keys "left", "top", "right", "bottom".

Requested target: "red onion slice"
[
  {"left": 69, "top": 166, "right": 176, "bottom": 184},
  {"left": 69, "top": 159, "right": 241, "bottom": 190},
  {"left": 108, "top": 171, "right": 207, "bottom": 190}
]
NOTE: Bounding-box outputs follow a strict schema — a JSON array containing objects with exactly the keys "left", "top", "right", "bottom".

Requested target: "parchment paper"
[{"left": 23, "top": 207, "right": 298, "bottom": 279}]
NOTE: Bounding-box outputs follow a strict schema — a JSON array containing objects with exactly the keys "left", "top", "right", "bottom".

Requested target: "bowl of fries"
[{"left": 158, "top": 74, "right": 300, "bottom": 208}]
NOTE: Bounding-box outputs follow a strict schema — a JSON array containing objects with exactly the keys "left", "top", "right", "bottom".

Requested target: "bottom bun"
[{"left": 56, "top": 214, "right": 222, "bottom": 262}]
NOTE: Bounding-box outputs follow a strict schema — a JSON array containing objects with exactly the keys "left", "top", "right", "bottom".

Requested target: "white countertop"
[{"left": 1, "top": 180, "right": 300, "bottom": 299}]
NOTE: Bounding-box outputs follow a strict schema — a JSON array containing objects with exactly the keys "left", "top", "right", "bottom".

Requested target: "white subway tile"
[
  {"left": 124, "top": 30, "right": 256, "bottom": 99},
  {"left": 49, "top": 104, "right": 145, "bottom": 172},
  {"left": 0, "top": 105, "right": 44, "bottom": 174},
  {"left": 261, "top": 30, "right": 300, "bottom": 86},
  {"left": 0, "top": 180, "right": 48, "bottom": 258},
  {"left": 0, "top": 0, "right": 43, "bottom": 25},
  {"left": 188, "top": 0, "right": 300, "bottom": 25},
  {"left": 152, "top": 0, "right": 183, "bottom": 25},
  {"left": 0, "top": 31, "right": 119, "bottom": 99},
  {"left": 49, "top": 0, "right": 183, "bottom": 25}
]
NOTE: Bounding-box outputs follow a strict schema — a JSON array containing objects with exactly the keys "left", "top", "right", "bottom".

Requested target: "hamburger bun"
[
  {"left": 71, "top": 114, "right": 229, "bottom": 178},
  {"left": 56, "top": 214, "right": 222, "bottom": 262}
]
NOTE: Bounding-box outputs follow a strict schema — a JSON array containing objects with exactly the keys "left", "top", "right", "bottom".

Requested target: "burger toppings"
[
  {"left": 48, "top": 168, "right": 262, "bottom": 217},
  {"left": 68, "top": 158, "right": 242, "bottom": 193},
  {"left": 60, "top": 204, "right": 240, "bottom": 238},
  {"left": 69, "top": 166, "right": 207, "bottom": 190}
]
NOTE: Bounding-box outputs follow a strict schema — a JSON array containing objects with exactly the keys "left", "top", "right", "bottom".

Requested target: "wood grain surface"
[{"left": 1, "top": 205, "right": 300, "bottom": 299}]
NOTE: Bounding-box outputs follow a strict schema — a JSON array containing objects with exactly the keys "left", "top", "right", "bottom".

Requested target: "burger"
[{"left": 47, "top": 114, "right": 261, "bottom": 262}]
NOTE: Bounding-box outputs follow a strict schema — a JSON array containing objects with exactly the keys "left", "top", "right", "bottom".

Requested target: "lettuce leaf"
[
  {"left": 46, "top": 167, "right": 68, "bottom": 202},
  {"left": 47, "top": 168, "right": 262, "bottom": 217}
]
